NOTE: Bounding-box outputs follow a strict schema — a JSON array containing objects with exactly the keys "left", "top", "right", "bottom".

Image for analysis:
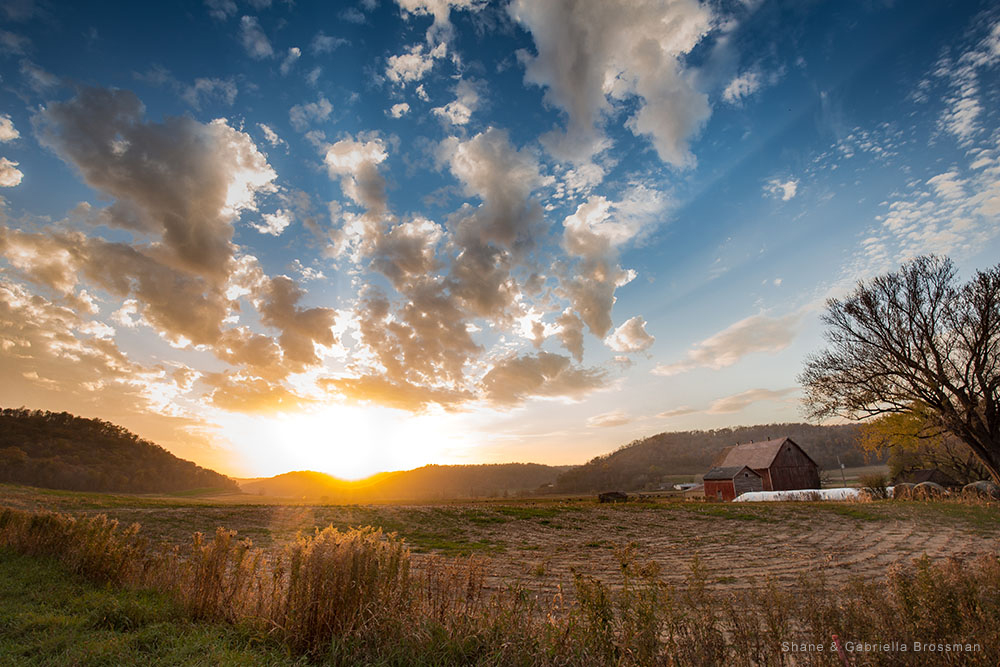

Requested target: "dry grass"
[{"left": 2, "top": 504, "right": 999, "bottom": 665}]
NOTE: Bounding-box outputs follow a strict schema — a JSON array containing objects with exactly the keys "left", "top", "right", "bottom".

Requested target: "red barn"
[
  {"left": 703, "top": 466, "right": 762, "bottom": 501},
  {"left": 710, "top": 437, "right": 820, "bottom": 492}
]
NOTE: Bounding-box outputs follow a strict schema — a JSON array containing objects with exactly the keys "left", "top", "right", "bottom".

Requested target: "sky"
[{"left": 1, "top": 0, "right": 999, "bottom": 480}]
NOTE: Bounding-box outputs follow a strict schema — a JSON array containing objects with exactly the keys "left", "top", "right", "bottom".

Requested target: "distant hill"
[
  {"left": 0, "top": 408, "right": 239, "bottom": 494},
  {"left": 240, "top": 463, "right": 572, "bottom": 501},
  {"left": 552, "top": 423, "right": 875, "bottom": 493}
]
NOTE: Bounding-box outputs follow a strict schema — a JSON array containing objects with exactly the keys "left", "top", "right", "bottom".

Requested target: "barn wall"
[
  {"left": 704, "top": 480, "right": 736, "bottom": 501},
  {"left": 733, "top": 470, "right": 763, "bottom": 496},
  {"left": 754, "top": 468, "right": 774, "bottom": 491},
  {"left": 768, "top": 443, "right": 820, "bottom": 490}
]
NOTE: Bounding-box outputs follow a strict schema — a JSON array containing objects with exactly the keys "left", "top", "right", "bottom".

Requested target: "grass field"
[
  {"left": 3, "top": 482, "right": 998, "bottom": 595},
  {"left": 0, "top": 548, "right": 304, "bottom": 666}
]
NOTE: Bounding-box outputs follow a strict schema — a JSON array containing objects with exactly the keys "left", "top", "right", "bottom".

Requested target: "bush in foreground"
[{"left": 1, "top": 506, "right": 997, "bottom": 665}]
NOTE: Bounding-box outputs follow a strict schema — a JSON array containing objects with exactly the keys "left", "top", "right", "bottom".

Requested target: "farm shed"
[
  {"left": 703, "top": 466, "right": 762, "bottom": 501},
  {"left": 710, "top": 437, "right": 820, "bottom": 492}
]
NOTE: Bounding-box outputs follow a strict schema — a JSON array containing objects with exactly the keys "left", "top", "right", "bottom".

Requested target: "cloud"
[
  {"left": 0, "top": 30, "right": 30, "bottom": 55},
  {"left": 439, "top": 128, "right": 545, "bottom": 320},
  {"left": 239, "top": 16, "right": 273, "bottom": 59},
  {"left": 395, "top": 0, "right": 484, "bottom": 46},
  {"left": 385, "top": 42, "right": 446, "bottom": 85},
  {"left": 280, "top": 47, "right": 301, "bottom": 75},
  {"left": 289, "top": 96, "right": 333, "bottom": 131},
  {"left": 0, "top": 115, "right": 19, "bottom": 142},
  {"left": 706, "top": 387, "right": 795, "bottom": 414},
  {"left": 20, "top": 59, "right": 59, "bottom": 92},
  {"left": 482, "top": 352, "right": 606, "bottom": 406},
  {"left": 656, "top": 406, "right": 697, "bottom": 418},
  {"left": 311, "top": 31, "right": 347, "bottom": 55},
  {"left": 205, "top": 0, "right": 237, "bottom": 20},
  {"left": 322, "top": 374, "right": 473, "bottom": 412},
  {"left": 388, "top": 102, "right": 410, "bottom": 118},
  {"left": 432, "top": 78, "right": 480, "bottom": 125},
  {"left": 257, "top": 123, "right": 286, "bottom": 147},
  {"left": 764, "top": 178, "right": 798, "bottom": 201},
  {"left": 36, "top": 87, "right": 277, "bottom": 278},
  {"left": 204, "top": 372, "right": 310, "bottom": 414},
  {"left": 251, "top": 209, "right": 293, "bottom": 235},
  {"left": 323, "top": 134, "right": 389, "bottom": 217},
  {"left": 510, "top": 0, "right": 713, "bottom": 164},
  {"left": 559, "top": 185, "right": 666, "bottom": 342},
  {"left": 0, "top": 276, "right": 192, "bottom": 429},
  {"left": 653, "top": 311, "right": 801, "bottom": 376},
  {"left": 722, "top": 69, "right": 762, "bottom": 105},
  {"left": 252, "top": 275, "right": 337, "bottom": 371},
  {"left": 604, "top": 316, "right": 654, "bottom": 353},
  {"left": 181, "top": 77, "right": 238, "bottom": 109},
  {"left": 555, "top": 309, "right": 585, "bottom": 362},
  {"left": 587, "top": 409, "right": 630, "bottom": 427},
  {"left": 0, "top": 158, "right": 23, "bottom": 187}
]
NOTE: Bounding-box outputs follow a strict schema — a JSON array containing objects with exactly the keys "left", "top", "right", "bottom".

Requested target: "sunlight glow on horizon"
[{"left": 215, "top": 403, "right": 478, "bottom": 480}]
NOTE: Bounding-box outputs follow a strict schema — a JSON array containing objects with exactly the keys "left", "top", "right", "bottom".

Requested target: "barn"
[
  {"left": 703, "top": 466, "right": 762, "bottom": 501},
  {"left": 709, "top": 437, "right": 820, "bottom": 492}
]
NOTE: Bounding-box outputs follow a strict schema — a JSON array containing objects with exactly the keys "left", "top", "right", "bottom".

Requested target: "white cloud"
[
  {"left": 388, "top": 102, "right": 410, "bottom": 118},
  {"left": 930, "top": 18, "right": 1000, "bottom": 143},
  {"left": 394, "top": 0, "right": 484, "bottom": 46},
  {"left": 385, "top": 42, "right": 446, "bottom": 85},
  {"left": 311, "top": 31, "right": 347, "bottom": 55},
  {"left": 20, "top": 60, "right": 59, "bottom": 92},
  {"left": 323, "top": 135, "right": 389, "bottom": 215},
  {"left": 280, "top": 47, "right": 301, "bottom": 75},
  {"left": 252, "top": 209, "right": 293, "bottom": 236},
  {"left": 36, "top": 87, "right": 277, "bottom": 277},
  {"left": 239, "top": 16, "right": 273, "bottom": 59},
  {"left": 205, "top": 0, "right": 237, "bottom": 20},
  {"left": 0, "top": 157, "right": 23, "bottom": 186},
  {"left": 764, "top": 178, "right": 798, "bottom": 201},
  {"left": 653, "top": 311, "right": 801, "bottom": 376},
  {"left": 181, "top": 77, "right": 237, "bottom": 109},
  {"left": 0, "top": 30, "right": 30, "bottom": 55},
  {"left": 289, "top": 96, "right": 333, "bottom": 131},
  {"left": 706, "top": 387, "right": 795, "bottom": 414},
  {"left": 257, "top": 123, "right": 286, "bottom": 147},
  {"left": 587, "top": 409, "right": 630, "bottom": 428},
  {"left": 722, "top": 69, "right": 762, "bottom": 105},
  {"left": 510, "top": 0, "right": 714, "bottom": 165},
  {"left": 604, "top": 316, "right": 654, "bottom": 353},
  {"left": 0, "top": 115, "right": 19, "bottom": 142},
  {"left": 432, "top": 78, "right": 479, "bottom": 125}
]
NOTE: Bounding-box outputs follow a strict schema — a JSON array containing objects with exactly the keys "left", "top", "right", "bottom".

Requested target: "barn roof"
[
  {"left": 703, "top": 465, "right": 760, "bottom": 480},
  {"left": 712, "top": 437, "right": 815, "bottom": 470}
]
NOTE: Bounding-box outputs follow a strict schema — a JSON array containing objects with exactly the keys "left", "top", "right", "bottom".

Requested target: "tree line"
[{"left": 0, "top": 408, "right": 238, "bottom": 494}]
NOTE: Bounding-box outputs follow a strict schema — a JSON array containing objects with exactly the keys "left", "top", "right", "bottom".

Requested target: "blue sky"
[{"left": 1, "top": 0, "right": 998, "bottom": 478}]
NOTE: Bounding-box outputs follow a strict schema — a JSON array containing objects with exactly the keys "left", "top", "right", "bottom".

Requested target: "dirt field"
[{"left": 3, "top": 484, "right": 997, "bottom": 595}]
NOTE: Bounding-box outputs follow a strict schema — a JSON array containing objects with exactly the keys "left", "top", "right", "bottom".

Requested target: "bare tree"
[{"left": 799, "top": 255, "right": 1000, "bottom": 483}]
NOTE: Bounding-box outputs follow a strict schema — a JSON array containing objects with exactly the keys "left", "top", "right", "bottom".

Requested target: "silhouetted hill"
[
  {"left": 553, "top": 423, "right": 875, "bottom": 493},
  {"left": 0, "top": 408, "right": 238, "bottom": 494},
  {"left": 240, "top": 463, "right": 571, "bottom": 501}
]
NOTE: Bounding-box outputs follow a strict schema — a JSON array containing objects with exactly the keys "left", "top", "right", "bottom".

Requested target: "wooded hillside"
[
  {"left": 553, "top": 423, "right": 873, "bottom": 493},
  {"left": 240, "top": 463, "right": 570, "bottom": 501},
  {"left": 0, "top": 408, "right": 238, "bottom": 494}
]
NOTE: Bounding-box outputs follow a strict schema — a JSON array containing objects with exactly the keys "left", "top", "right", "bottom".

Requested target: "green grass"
[
  {"left": 0, "top": 548, "right": 303, "bottom": 667},
  {"left": 823, "top": 504, "right": 884, "bottom": 521}
]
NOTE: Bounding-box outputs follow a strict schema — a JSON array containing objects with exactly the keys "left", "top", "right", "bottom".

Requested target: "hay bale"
[
  {"left": 912, "top": 481, "right": 947, "bottom": 499},
  {"left": 962, "top": 480, "right": 1000, "bottom": 500},
  {"left": 892, "top": 482, "right": 915, "bottom": 499}
]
